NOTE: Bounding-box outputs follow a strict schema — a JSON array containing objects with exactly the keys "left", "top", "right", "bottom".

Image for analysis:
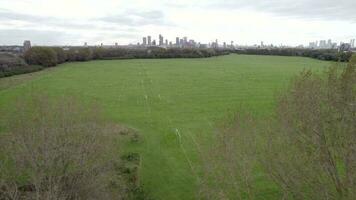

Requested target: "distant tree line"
[
  {"left": 235, "top": 48, "right": 353, "bottom": 62},
  {"left": 24, "top": 47, "right": 230, "bottom": 68}
]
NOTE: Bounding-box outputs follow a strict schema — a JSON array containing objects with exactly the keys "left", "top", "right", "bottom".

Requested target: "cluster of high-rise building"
[
  {"left": 309, "top": 39, "right": 355, "bottom": 50},
  {"left": 309, "top": 39, "right": 337, "bottom": 49},
  {"left": 80, "top": 35, "right": 355, "bottom": 51},
  {"left": 142, "top": 35, "right": 198, "bottom": 48},
  {"left": 141, "top": 34, "right": 235, "bottom": 49}
]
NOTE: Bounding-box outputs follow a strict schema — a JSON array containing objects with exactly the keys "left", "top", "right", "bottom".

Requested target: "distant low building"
[{"left": 0, "top": 45, "right": 23, "bottom": 54}]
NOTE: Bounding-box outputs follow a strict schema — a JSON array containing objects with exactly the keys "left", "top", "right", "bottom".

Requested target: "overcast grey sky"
[{"left": 0, "top": 0, "right": 355, "bottom": 46}]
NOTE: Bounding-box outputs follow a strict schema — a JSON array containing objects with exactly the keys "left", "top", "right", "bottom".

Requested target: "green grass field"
[{"left": 0, "top": 54, "right": 332, "bottom": 199}]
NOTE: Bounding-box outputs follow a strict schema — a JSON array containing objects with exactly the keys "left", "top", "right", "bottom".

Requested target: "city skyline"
[
  {"left": 85, "top": 34, "right": 356, "bottom": 49},
  {"left": 2, "top": 34, "right": 355, "bottom": 50}
]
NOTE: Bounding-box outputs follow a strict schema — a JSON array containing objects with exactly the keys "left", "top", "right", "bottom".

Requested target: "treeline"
[
  {"left": 0, "top": 53, "right": 42, "bottom": 78},
  {"left": 24, "top": 47, "right": 229, "bottom": 67},
  {"left": 235, "top": 48, "right": 353, "bottom": 62}
]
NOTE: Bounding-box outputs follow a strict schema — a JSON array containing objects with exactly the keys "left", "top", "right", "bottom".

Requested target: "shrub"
[
  {"left": 76, "top": 48, "right": 93, "bottom": 61},
  {"left": 66, "top": 48, "right": 93, "bottom": 62},
  {"left": 0, "top": 95, "right": 129, "bottom": 199},
  {"left": 92, "top": 47, "right": 105, "bottom": 60},
  {"left": 24, "top": 47, "right": 58, "bottom": 67},
  {"left": 52, "top": 47, "right": 67, "bottom": 64}
]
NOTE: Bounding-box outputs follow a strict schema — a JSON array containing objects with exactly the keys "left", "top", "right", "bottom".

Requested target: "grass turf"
[{"left": 0, "top": 54, "right": 332, "bottom": 199}]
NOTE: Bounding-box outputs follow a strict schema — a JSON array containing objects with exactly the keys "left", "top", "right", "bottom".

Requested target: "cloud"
[
  {"left": 99, "top": 10, "right": 169, "bottom": 26},
  {"left": 0, "top": 9, "right": 170, "bottom": 31},
  {"left": 0, "top": 9, "right": 96, "bottom": 30},
  {"left": 0, "top": 29, "right": 79, "bottom": 45},
  {"left": 168, "top": 0, "right": 356, "bottom": 22},
  {"left": 0, "top": 9, "right": 144, "bottom": 45}
]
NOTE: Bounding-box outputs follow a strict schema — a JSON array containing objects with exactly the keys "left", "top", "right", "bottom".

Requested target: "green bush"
[
  {"left": 52, "top": 47, "right": 67, "bottom": 64},
  {"left": 66, "top": 48, "right": 93, "bottom": 62},
  {"left": 24, "top": 47, "right": 58, "bottom": 67},
  {"left": 77, "top": 48, "right": 93, "bottom": 61},
  {"left": 92, "top": 47, "right": 105, "bottom": 60}
]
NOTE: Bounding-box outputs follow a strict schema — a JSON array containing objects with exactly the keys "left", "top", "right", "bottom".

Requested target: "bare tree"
[
  {"left": 262, "top": 56, "right": 355, "bottom": 199},
  {"left": 0, "top": 95, "right": 129, "bottom": 200}
]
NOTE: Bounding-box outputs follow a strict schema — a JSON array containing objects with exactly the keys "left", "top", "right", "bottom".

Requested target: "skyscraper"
[
  {"left": 327, "top": 39, "right": 332, "bottom": 48},
  {"left": 183, "top": 37, "right": 188, "bottom": 46},
  {"left": 188, "top": 39, "right": 195, "bottom": 47},
  {"left": 350, "top": 39, "right": 355, "bottom": 48},
  {"left": 143, "top": 37, "right": 147, "bottom": 46},
  {"left": 319, "top": 40, "right": 327, "bottom": 48},
  {"left": 159, "top": 34, "right": 164, "bottom": 46},
  {"left": 148, "top": 36, "right": 152, "bottom": 46},
  {"left": 165, "top": 39, "right": 168, "bottom": 46},
  {"left": 176, "top": 37, "right": 179, "bottom": 46}
]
